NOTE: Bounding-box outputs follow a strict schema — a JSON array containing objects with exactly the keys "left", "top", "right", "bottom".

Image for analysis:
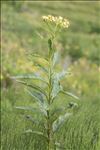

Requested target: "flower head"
[{"left": 42, "top": 15, "right": 70, "bottom": 29}]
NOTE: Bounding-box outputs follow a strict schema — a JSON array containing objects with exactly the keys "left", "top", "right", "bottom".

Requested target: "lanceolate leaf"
[
  {"left": 25, "top": 115, "right": 40, "bottom": 124},
  {"left": 39, "top": 104, "right": 48, "bottom": 117},
  {"left": 25, "top": 129, "right": 43, "bottom": 135},
  {"left": 24, "top": 129, "right": 48, "bottom": 140},
  {"left": 25, "top": 115, "right": 45, "bottom": 127},
  {"left": 56, "top": 70, "right": 71, "bottom": 81},
  {"left": 15, "top": 106, "right": 37, "bottom": 112},
  {"left": 51, "top": 71, "right": 70, "bottom": 100},
  {"left": 28, "top": 53, "right": 48, "bottom": 64},
  {"left": 51, "top": 72, "right": 64, "bottom": 99},
  {"left": 52, "top": 52, "right": 59, "bottom": 67},
  {"left": 28, "top": 54, "right": 49, "bottom": 73},
  {"left": 51, "top": 79, "right": 61, "bottom": 99},
  {"left": 30, "top": 53, "right": 48, "bottom": 62},
  {"left": 12, "top": 74, "right": 48, "bottom": 85},
  {"left": 16, "top": 80, "right": 48, "bottom": 100},
  {"left": 15, "top": 105, "right": 47, "bottom": 117},
  {"left": 26, "top": 88, "right": 48, "bottom": 117},
  {"left": 36, "top": 63, "right": 48, "bottom": 73},
  {"left": 26, "top": 89, "right": 44, "bottom": 104},
  {"left": 52, "top": 113, "right": 72, "bottom": 132},
  {"left": 61, "top": 90, "right": 79, "bottom": 100}
]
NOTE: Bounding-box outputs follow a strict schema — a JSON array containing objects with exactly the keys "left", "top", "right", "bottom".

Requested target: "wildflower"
[
  {"left": 42, "top": 15, "right": 70, "bottom": 29},
  {"left": 42, "top": 16, "right": 48, "bottom": 21},
  {"left": 62, "top": 21, "right": 69, "bottom": 28},
  {"left": 58, "top": 16, "right": 63, "bottom": 20},
  {"left": 48, "top": 15, "right": 53, "bottom": 22}
]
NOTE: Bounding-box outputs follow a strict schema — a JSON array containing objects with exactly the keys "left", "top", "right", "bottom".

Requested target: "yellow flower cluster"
[{"left": 42, "top": 15, "right": 70, "bottom": 28}]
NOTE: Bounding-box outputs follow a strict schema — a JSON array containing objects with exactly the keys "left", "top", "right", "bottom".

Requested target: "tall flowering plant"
[{"left": 14, "top": 15, "right": 79, "bottom": 150}]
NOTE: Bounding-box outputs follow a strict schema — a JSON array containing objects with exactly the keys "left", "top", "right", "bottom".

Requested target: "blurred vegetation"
[{"left": 1, "top": 1, "right": 100, "bottom": 150}]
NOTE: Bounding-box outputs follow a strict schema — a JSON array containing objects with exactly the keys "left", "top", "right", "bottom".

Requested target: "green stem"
[{"left": 47, "top": 38, "right": 54, "bottom": 150}]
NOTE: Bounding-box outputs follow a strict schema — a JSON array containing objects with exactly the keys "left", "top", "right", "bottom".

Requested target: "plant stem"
[
  {"left": 47, "top": 38, "right": 54, "bottom": 150},
  {"left": 47, "top": 62, "right": 52, "bottom": 150},
  {"left": 47, "top": 110, "right": 50, "bottom": 150}
]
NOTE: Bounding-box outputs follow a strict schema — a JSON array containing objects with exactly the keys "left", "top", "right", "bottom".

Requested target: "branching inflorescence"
[{"left": 42, "top": 15, "right": 70, "bottom": 28}]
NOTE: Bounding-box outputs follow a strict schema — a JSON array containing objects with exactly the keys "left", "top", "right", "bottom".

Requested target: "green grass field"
[{"left": 1, "top": 1, "right": 100, "bottom": 150}]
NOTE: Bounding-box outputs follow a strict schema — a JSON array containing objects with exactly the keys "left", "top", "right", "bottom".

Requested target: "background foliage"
[{"left": 1, "top": 1, "right": 100, "bottom": 150}]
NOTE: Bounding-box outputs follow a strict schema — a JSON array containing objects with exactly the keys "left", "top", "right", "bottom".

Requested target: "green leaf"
[
  {"left": 28, "top": 54, "right": 49, "bottom": 73},
  {"left": 35, "top": 63, "right": 48, "bottom": 73},
  {"left": 52, "top": 113, "right": 72, "bottom": 132},
  {"left": 16, "top": 80, "right": 48, "bottom": 100},
  {"left": 56, "top": 71, "right": 66, "bottom": 80},
  {"left": 39, "top": 103, "right": 48, "bottom": 117},
  {"left": 24, "top": 129, "right": 48, "bottom": 140},
  {"left": 15, "top": 106, "right": 37, "bottom": 112},
  {"left": 51, "top": 72, "right": 64, "bottom": 99},
  {"left": 51, "top": 79, "right": 62, "bottom": 99},
  {"left": 52, "top": 52, "right": 59, "bottom": 66},
  {"left": 61, "top": 90, "right": 79, "bottom": 100},
  {"left": 12, "top": 74, "right": 48, "bottom": 85},
  {"left": 25, "top": 115, "right": 45, "bottom": 128},
  {"left": 26, "top": 89, "right": 49, "bottom": 116},
  {"left": 51, "top": 70, "right": 70, "bottom": 99},
  {"left": 29, "top": 53, "right": 48, "bottom": 62},
  {"left": 26, "top": 88, "right": 44, "bottom": 104},
  {"left": 15, "top": 105, "right": 47, "bottom": 117},
  {"left": 56, "top": 70, "right": 70, "bottom": 80},
  {"left": 25, "top": 115, "right": 40, "bottom": 124},
  {"left": 25, "top": 129, "right": 43, "bottom": 135}
]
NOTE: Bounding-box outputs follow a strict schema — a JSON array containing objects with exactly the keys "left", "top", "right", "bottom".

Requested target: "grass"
[
  {"left": 1, "top": 1, "right": 100, "bottom": 150},
  {"left": 1, "top": 87, "right": 100, "bottom": 150},
  {"left": 1, "top": 86, "right": 100, "bottom": 150}
]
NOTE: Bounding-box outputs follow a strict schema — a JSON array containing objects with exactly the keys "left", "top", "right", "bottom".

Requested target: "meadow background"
[{"left": 1, "top": 1, "right": 100, "bottom": 150}]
